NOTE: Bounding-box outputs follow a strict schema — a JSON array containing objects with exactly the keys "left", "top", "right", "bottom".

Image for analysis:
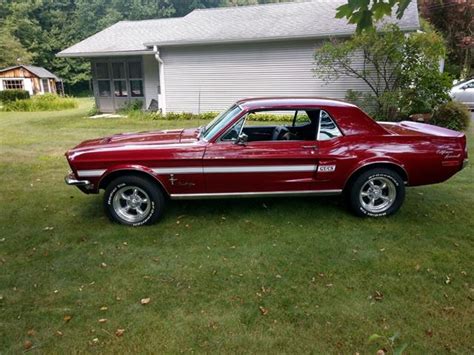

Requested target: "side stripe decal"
[{"left": 77, "top": 165, "right": 317, "bottom": 177}]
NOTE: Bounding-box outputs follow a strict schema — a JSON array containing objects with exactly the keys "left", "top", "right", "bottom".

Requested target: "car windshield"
[{"left": 202, "top": 105, "right": 242, "bottom": 141}]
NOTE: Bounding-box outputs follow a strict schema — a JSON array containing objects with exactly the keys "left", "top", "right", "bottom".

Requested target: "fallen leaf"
[
  {"left": 27, "top": 329, "right": 35, "bottom": 336},
  {"left": 115, "top": 328, "right": 125, "bottom": 337},
  {"left": 376, "top": 350, "right": 386, "bottom": 355},
  {"left": 56, "top": 330, "right": 63, "bottom": 336},
  {"left": 92, "top": 337, "right": 99, "bottom": 343},
  {"left": 100, "top": 306, "right": 108, "bottom": 311},
  {"left": 63, "top": 315, "right": 73, "bottom": 322},
  {"left": 100, "top": 262, "right": 107, "bottom": 268},
  {"left": 425, "top": 329, "right": 433, "bottom": 337},
  {"left": 259, "top": 306, "right": 269, "bottom": 316},
  {"left": 140, "top": 298, "right": 151, "bottom": 305},
  {"left": 445, "top": 275, "right": 451, "bottom": 284},
  {"left": 24, "top": 340, "right": 33, "bottom": 350},
  {"left": 373, "top": 291, "right": 384, "bottom": 301},
  {"left": 98, "top": 318, "right": 107, "bottom": 323},
  {"left": 43, "top": 226, "right": 54, "bottom": 231}
]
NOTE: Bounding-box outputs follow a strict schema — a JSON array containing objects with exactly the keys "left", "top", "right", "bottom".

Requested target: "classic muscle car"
[{"left": 65, "top": 98, "right": 468, "bottom": 226}]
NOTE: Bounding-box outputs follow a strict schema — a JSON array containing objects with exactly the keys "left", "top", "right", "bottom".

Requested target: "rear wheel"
[
  {"left": 104, "top": 175, "right": 165, "bottom": 226},
  {"left": 348, "top": 168, "right": 405, "bottom": 217}
]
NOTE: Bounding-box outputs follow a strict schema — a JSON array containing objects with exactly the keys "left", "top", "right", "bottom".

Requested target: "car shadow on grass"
[{"left": 77, "top": 193, "right": 348, "bottom": 225}]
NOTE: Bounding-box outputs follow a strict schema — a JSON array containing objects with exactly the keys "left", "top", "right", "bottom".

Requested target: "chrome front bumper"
[
  {"left": 64, "top": 172, "right": 96, "bottom": 194},
  {"left": 65, "top": 174, "right": 91, "bottom": 186}
]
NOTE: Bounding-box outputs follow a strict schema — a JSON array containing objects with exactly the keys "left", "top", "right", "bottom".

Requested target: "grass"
[
  {"left": 0, "top": 98, "right": 472, "bottom": 353},
  {"left": 1, "top": 94, "right": 78, "bottom": 112}
]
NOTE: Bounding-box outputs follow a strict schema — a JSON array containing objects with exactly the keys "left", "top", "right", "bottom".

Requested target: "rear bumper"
[
  {"left": 462, "top": 158, "right": 469, "bottom": 170},
  {"left": 65, "top": 172, "right": 94, "bottom": 194}
]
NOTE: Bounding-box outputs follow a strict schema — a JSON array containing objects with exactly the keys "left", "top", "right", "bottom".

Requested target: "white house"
[{"left": 57, "top": 0, "right": 419, "bottom": 113}]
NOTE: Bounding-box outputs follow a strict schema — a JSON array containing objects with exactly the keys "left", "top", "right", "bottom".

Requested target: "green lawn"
[{"left": 0, "top": 98, "right": 472, "bottom": 353}]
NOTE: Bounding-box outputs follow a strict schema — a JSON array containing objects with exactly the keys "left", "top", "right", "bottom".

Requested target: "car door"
[
  {"left": 203, "top": 139, "right": 319, "bottom": 193},
  {"left": 202, "top": 110, "right": 321, "bottom": 194}
]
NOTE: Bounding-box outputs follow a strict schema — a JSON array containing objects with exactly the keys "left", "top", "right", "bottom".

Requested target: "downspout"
[{"left": 153, "top": 45, "right": 166, "bottom": 114}]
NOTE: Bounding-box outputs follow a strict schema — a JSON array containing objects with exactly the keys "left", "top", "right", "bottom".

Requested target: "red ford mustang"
[{"left": 65, "top": 98, "right": 468, "bottom": 226}]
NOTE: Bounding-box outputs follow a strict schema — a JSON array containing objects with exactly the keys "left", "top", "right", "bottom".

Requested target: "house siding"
[
  {"left": 161, "top": 39, "right": 371, "bottom": 113},
  {"left": 143, "top": 55, "right": 159, "bottom": 110}
]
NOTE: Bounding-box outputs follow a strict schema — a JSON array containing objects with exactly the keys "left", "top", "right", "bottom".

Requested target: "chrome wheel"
[
  {"left": 359, "top": 176, "right": 396, "bottom": 214},
  {"left": 112, "top": 186, "right": 151, "bottom": 223}
]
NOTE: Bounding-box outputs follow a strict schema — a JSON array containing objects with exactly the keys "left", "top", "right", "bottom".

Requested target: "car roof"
[{"left": 235, "top": 97, "right": 357, "bottom": 111}]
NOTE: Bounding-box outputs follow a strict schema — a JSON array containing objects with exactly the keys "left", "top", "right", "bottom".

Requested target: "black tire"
[
  {"left": 104, "top": 175, "right": 165, "bottom": 226},
  {"left": 348, "top": 168, "right": 405, "bottom": 217}
]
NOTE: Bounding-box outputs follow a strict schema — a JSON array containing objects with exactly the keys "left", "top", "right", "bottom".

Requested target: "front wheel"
[
  {"left": 348, "top": 168, "right": 405, "bottom": 217},
  {"left": 104, "top": 175, "right": 165, "bottom": 226}
]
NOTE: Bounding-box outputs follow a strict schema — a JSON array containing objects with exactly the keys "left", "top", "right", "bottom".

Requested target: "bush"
[
  {"left": 126, "top": 110, "right": 297, "bottom": 122},
  {"left": 118, "top": 100, "right": 144, "bottom": 113},
  {"left": 431, "top": 101, "right": 470, "bottom": 131},
  {"left": 2, "top": 94, "right": 78, "bottom": 112},
  {"left": 0, "top": 90, "right": 30, "bottom": 103}
]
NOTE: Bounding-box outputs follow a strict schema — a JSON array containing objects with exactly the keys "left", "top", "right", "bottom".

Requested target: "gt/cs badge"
[{"left": 317, "top": 165, "right": 336, "bottom": 172}]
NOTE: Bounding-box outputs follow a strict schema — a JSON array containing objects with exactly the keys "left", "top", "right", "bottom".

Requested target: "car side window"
[
  {"left": 293, "top": 111, "right": 311, "bottom": 126},
  {"left": 464, "top": 81, "right": 474, "bottom": 89},
  {"left": 318, "top": 110, "right": 342, "bottom": 141},
  {"left": 220, "top": 117, "right": 245, "bottom": 142}
]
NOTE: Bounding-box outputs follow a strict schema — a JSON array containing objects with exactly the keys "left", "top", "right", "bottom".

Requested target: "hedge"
[
  {"left": 431, "top": 101, "right": 471, "bottom": 131},
  {"left": 0, "top": 90, "right": 30, "bottom": 103},
  {"left": 2, "top": 94, "right": 78, "bottom": 112}
]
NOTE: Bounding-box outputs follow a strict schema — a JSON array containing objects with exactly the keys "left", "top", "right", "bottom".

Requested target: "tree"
[
  {"left": 336, "top": 0, "right": 412, "bottom": 33},
  {"left": 314, "top": 23, "right": 451, "bottom": 119},
  {"left": 419, "top": 0, "right": 473, "bottom": 79},
  {"left": 0, "top": 28, "right": 33, "bottom": 67}
]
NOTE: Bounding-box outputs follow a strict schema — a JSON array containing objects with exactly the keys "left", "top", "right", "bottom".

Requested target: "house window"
[
  {"left": 3, "top": 79, "right": 24, "bottom": 90},
  {"left": 96, "top": 63, "right": 109, "bottom": 79},
  {"left": 112, "top": 63, "right": 127, "bottom": 97},
  {"left": 128, "top": 61, "right": 143, "bottom": 97},
  {"left": 130, "top": 80, "right": 143, "bottom": 97},
  {"left": 42, "top": 79, "right": 50, "bottom": 93},
  {"left": 93, "top": 60, "right": 143, "bottom": 98},
  {"left": 98, "top": 81, "right": 111, "bottom": 97},
  {"left": 95, "top": 62, "right": 111, "bottom": 97},
  {"left": 114, "top": 80, "right": 127, "bottom": 97}
]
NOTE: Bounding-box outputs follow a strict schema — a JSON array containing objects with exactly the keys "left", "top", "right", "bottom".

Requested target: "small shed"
[{"left": 0, "top": 65, "right": 62, "bottom": 96}]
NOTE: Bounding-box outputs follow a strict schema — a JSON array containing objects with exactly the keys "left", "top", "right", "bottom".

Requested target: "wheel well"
[
  {"left": 344, "top": 163, "right": 408, "bottom": 192},
  {"left": 99, "top": 170, "right": 169, "bottom": 196}
]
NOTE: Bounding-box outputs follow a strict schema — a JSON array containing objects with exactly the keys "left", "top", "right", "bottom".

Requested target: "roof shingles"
[{"left": 58, "top": 0, "right": 419, "bottom": 57}]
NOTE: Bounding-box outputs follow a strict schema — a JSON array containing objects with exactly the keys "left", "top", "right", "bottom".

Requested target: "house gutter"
[{"left": 153, "top": 45, "right": 166, "bottom": 114}]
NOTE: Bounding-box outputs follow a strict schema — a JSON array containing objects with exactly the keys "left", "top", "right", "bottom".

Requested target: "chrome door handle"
[{"left": 302, "top": 145, "right": 318, "bottom": 150}]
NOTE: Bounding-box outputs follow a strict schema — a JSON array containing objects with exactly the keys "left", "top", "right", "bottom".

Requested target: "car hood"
[{"left": 71, "top": 127, "right": 200, "bottom": 150}]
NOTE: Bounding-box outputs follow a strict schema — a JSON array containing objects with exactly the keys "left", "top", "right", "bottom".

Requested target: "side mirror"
[
  {"left": 461, "top": 85, "right": 467, "bottom": 90},
  {"left": 235, "top": 133, "right": 248, "bottom": 145}
]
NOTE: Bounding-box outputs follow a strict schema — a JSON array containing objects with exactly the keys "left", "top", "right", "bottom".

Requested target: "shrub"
[
  {"left": 2, "top": 94, "right": 78, "bottom": 112},
  {"left": 0, "top": 90, "right": 30, "bottom": 103},
  {"left": 345, "top": 90, "right": 378, "bottom": 117},
  {"left": 431, "top": 101, "right": 470, "bottom": 131},
  {"left": 125, "top": 110, "right": 298, "bottom": 122},
  {"left": 118, "top": 100, "right": 144, "bottom": 113}
]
